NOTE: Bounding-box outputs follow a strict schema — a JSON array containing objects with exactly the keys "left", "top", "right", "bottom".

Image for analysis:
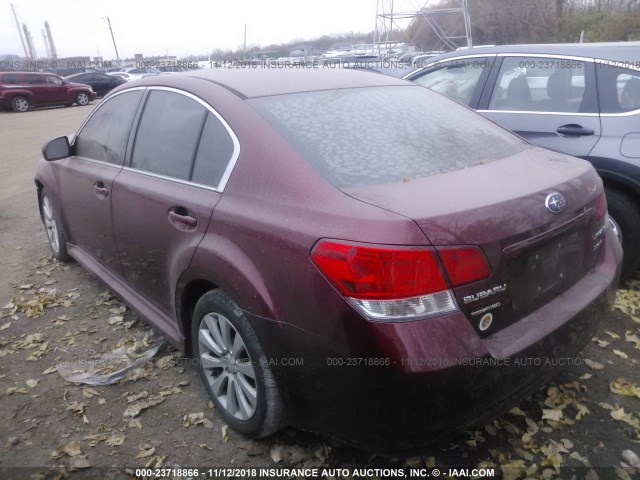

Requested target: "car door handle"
[
  {"left": 168, "top": 208, "right": 197, "bottom": 228},
  {"left": 556, "top": 124, "right": 595, "bottom": 136},
  {"left": 93, "top": 182, "right": 109, "bottom": 198}
]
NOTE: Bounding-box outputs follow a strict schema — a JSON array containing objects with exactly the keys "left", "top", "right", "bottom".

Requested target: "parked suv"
[
  {"left": 405, "top": 42, "right": 640, "bottom": 279},
  {"left": 0, "top": 71, "right": 96, "bottom": 112}
]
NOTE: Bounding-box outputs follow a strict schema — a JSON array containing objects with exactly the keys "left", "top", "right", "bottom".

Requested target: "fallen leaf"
[
  {"left": 123, "top": 395, "right": 164, "bottom": 418},
  {"left": 611, "top": 407, "right": 640, "bottom": 429},
  {"left": 63, "top": 441, "right": 82, "bottom": 457},
  {"left": 106, "top": 432, "right": 125, "bottom": 446},
  {"left": 570, "top": 451, "right": 590, "bottom": 465},
  {"left": 26, "top": 379, "right": 38, "bottom": 389},
  {"left": 542, "top": 408, "right": 564, "bottom": 422},
  {"left": 610, "top": 377, "right": 640, "bottom": 399},
  {"left": 221, "top": 424, "right": 229, "bottom": 443},
  {"left": 593, "top": 337, "right": 610, "bottom": 348},
  {"left": 82, "top": 387, "right": 100, "bottom": 398},
  {"left": 70, "top": 455, "right": 91, "bottom": 469},
  {"left": 128, "top": 419, "right": 142, "bottom": 429},
  {"left": 613, "top": 349, "right": 629, "bottom": 359},
  {"left": 604, "top": 330, "right": 621, "bottom": 340},
  {"left": 183, "top": 412, "right": 214, "bottom": 428},
  {"left": 584, "top": 358, "right": 605, "bottom": 370},
  {"left": 509, "top": 407, "right": 526, "bottom": 417},
  {"left": 136, "top": 445, "right": 155, "bottom": 458},
  {"left": 7, "top": 387, "right": 29, "bottom": 395}
]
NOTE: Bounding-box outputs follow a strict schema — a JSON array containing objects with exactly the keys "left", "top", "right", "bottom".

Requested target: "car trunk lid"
[{"left": 342, "top": 149, "right": 607, "bottom": 336}]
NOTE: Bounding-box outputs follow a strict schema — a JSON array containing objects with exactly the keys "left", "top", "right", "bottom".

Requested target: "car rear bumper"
[{"left": 250, "top": 227, "right": 621, "bottom": 450}]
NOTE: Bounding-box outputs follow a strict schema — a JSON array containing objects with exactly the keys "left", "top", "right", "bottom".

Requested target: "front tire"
[
  {"left": 75, "top": 92, "right": 90, "bottom": 106},
  {"left": 12, "top": 96, "right": 30, "bottom": 112},
  {"left": 606, "top": 188, "right": 640, "bottom": 280},
  {"left": 40, "top": 189, "right": 69, "bottom": 262},
  {"left": 192, "top": 290, "right": 284, "bottom": 437}
]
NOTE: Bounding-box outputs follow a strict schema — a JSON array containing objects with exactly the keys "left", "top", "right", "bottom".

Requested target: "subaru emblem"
[{"left": 545, "top": 193, "right": 566, "bottom": 213}]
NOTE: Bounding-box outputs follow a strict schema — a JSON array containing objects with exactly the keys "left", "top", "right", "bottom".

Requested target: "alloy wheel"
[
  {"left": 198, "top": 312, "right": 258, "bottom": 420},
  {"left": 42, "top": 195, "right": 60, "bottom": 255}
]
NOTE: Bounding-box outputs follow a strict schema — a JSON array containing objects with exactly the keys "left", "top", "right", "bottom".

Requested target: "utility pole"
[
  {"left": 243, "top": 24, "right": 247, "bottom": 58},
  {"left": 11, "top": 3, "right": 29, "bottom": 59},
  {"left": 105, "top": 17, "right": 122, "bottom": 67}
]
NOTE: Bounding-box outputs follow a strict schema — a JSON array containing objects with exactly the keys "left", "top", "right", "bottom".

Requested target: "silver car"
[{"left": 405, "top": 42, "right": 640, "bottom": 279}]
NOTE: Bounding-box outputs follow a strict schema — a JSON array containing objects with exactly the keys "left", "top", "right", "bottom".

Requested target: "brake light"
[
  {"left": 594, "top": 189, "right": 607, "bottom": 221},
  {"left": 436, "top": 246, "right": 491, "bottom": 286},
  {"left": 310, "top": 241, "right": 448, "bottom": 300},
  {"left": 311, "top": 240, "right": 494, "bottom": 321}
]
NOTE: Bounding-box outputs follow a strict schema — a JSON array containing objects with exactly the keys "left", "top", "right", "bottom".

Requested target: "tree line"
[
  {"left": 408, "top": 0, "right": 640, "bottom": 51},
  {"left": 184, "top": 0, "right": 639, "bottom": 61}
]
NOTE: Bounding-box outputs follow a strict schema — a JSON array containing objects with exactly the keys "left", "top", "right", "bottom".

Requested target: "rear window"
[
  {"left": 2, "top": 74, "right": 21, "bottom": 85},
  {"left": 249, "top": 85, "right": 527, "bottom": 188}
]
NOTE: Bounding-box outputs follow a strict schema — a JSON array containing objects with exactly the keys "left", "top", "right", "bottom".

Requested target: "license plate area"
[{"left": 507, "top": 230, "right": 586, "bottom": 311}]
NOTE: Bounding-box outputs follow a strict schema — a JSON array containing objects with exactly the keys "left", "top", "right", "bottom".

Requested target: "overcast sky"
[{"left": 1, "top": 0, "right": 379, "bottom": 59}]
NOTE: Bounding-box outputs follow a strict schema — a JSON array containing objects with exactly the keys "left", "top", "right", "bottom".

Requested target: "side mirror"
[{"left": 42, "top": 136, "right": 71, "bottom": 161}]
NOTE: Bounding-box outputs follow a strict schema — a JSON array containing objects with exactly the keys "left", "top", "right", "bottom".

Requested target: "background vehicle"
[
  {"left": 107, "top": 72, "right": 133, "bottom": 81},
  {"left": 405, "top": 42, "right": 640, "bottom": 279},
  {"left": 65, "top": 72, "right": 126, "bottom": 97},
  {"left": 0, "top": 71, "right": 96, "bottom": 112},
  {"left": 35, "top": 69, "right": 621, "bottom": 450}
]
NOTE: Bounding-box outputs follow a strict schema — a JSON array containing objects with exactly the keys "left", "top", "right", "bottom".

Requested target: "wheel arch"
[
  {"left": 176, "top": 238, "right": 279, "bottom": 356},
  {"left": 8, "top": 90, "right": 34, "bottom": 102}
]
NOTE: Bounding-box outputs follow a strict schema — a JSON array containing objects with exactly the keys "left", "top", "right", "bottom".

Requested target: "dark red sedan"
[{"left": 35, "top": 68, "right": 622, "bottom": 450}]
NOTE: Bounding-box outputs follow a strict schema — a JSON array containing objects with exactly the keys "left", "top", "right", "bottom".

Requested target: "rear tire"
[
  {"left": 12, "top": 96, "right": 30, "bottom": 112},
  {"left": 606, "top": 188, "right": 640, "bottom": 280},
  {"left": 40, "top": 189, "right": 69, "bottom": 262},
  {"left": 192, "top": 290, "right": 284, "bottom": 437}
]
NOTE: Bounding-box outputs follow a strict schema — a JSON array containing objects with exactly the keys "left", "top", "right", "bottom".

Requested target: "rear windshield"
[{"left": 249, "top": 85, "right": 528, "bottom": 188}]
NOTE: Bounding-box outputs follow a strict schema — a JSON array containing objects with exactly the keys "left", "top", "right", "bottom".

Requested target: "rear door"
[
  {"left": 56, "top": 89, "right": 144, "bottom": 271},
  {"left": 111, "top": 88, "right": 238, "bottom": 315},
  {"left": 23, "top": 73, "right": 47, "bottom": 104},
  {"left": 478, "top": 55, "right": 601, "bottom": 157}
]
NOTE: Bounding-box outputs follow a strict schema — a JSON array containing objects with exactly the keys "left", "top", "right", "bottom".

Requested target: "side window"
[
  {"left": 2, "top": 74, "right": 20, "bottom": 85},
  {"left": 412, "top": 59, "right": 490, "bottom": 105},
  {"left": 596, "top": 64, "right": 640, "bottom": 113},
  {"left": 489, "top": 57, "right": 587, "bottom": 112},
  {"left": 45, "top": 76, "right": 63, "bottom": 85},
  {"left": 191, "top": 113, "right": 236, "bottom": 187},
  {"left": 24, "top": 74, "right": 44, "bottom": 84},
  {"left": 131, "top": 90, "right": 207, "bottom": 180},
  {"left": 75, "top": 90, "right": 143, "bottom": 164}
]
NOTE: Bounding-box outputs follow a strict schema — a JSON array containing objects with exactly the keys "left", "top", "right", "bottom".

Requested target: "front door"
[
  {"left": 57, "top": 89, "right": 144, "bottom": 271},
  {"left": 478, "top": 55, "right": 601, "bottom": 158}
]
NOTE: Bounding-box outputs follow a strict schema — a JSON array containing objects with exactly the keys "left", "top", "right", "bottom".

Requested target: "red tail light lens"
[
  {"left": 436, "top": 246, "right": 491, "bottom": 286},
  {"left": 310, "top": 241, "right": 448, "bottom": 300},
  {"left": 594, "top": 189, "right": 607, "bottom": 221}
]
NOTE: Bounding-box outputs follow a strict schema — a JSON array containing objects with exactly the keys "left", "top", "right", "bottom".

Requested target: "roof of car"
[
  {"left": 426, "top": 41, "right": 640, "bottom": 63},
  {"left": 132, "top": 67, "right": 411, "bottom": 99}
]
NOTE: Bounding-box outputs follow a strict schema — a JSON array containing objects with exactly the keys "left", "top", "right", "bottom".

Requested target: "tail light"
[
  {"left": 594, "top": 188, "right": 607, "bottom": 221},
  {"left": 311, "top": 240, "right": 490, "bottom": 322}
]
